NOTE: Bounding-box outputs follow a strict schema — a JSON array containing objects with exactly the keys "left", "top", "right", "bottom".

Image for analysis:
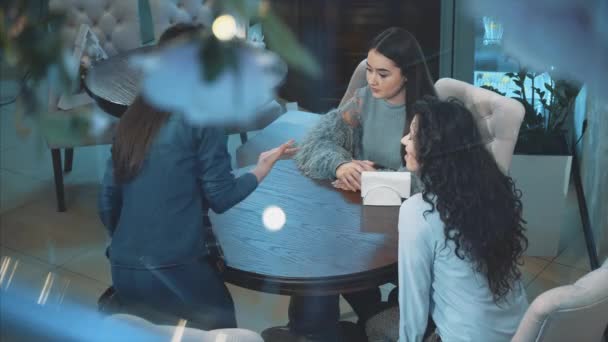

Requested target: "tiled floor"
[{"left": 1, "top": 78, "right": 606, "bottom": 341}]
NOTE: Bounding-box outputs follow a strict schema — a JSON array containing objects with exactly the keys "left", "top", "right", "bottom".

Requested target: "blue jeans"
[{"left": 111, "top": 256, "right": 236, "bottom": 330}]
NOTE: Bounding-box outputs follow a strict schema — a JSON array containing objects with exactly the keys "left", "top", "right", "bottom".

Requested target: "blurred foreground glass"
[{"left": 0, "top": 0, "right": 320, "bottom": 145}]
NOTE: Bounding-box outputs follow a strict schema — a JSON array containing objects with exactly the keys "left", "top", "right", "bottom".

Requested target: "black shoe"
[
  {"left": 97, "top": 286, "right": 122, "bottom": 315},
  {"left": 262, "top": 325, "right": 341, "bottom": 342},
  {"left": 338, "top": 321, "right": 367, "bottom": 342},
  {"left": 388, "top": 287, "right": 399, "bottom": 306},
  {"left": 262, "top": 322, "right": 365, "bottom": 342},
  {"left": 262, "top": 326, "right": 312, "bottom": 342}
]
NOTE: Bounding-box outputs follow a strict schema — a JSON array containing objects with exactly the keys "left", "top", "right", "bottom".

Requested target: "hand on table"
[
  {"left": 331, "top": 179, "right": 351, "bottom": 191},
  {"left": 334, "top": 160, "right": 376, "bottom": 191},
  {"left": 251, "top": 140, "right": 298, "bottom": 183}
]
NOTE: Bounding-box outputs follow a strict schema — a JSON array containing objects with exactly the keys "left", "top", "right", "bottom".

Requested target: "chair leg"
[
  {"left": 239, "top": 132, "right": 248, "bottom": 144},
  {"left": 51, "top": 149, "right": 66, "bottom": 212},
  {"left": 64, "top": 148, "right": 74, "bottom": 173}
]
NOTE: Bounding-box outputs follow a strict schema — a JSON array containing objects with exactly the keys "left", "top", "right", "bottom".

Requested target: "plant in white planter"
[
  {"left": 483, "top": 71, "right": 581, "bottom": 155},
  {"left": 483, "top": 73, "right": 581, "bottom": 256}
]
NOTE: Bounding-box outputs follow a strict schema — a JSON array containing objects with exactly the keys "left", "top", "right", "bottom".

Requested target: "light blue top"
[
  {"left": 358, "top": 86, "right": 406, "bottom": 171},
  {"left": 398, "top": 193, "right": 528, "bottom": 342}
]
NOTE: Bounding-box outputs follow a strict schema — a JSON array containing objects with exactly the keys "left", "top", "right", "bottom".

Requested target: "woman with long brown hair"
[{"left": 98, "top": 24, "right": 295, "bottom": 330}]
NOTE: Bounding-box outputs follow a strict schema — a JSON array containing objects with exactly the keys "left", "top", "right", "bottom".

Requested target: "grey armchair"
[{"left": 512, "top": 259, "right": 608, "bottom": 342}]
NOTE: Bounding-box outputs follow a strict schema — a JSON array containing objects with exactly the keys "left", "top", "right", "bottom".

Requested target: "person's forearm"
[
  {"left": 206, "top": 172, "right": 258, "bottom": 213},
  {"left": 250, "top": 165, "right": 268, "bottom": 183}
]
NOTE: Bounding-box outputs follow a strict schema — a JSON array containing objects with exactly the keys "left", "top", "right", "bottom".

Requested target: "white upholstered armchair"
[
  {"left": 434, "top": 77, "right": 525, "bottom": 174},
  {"left": 512, "top": 259, "right": 608, "bottom": 342}
]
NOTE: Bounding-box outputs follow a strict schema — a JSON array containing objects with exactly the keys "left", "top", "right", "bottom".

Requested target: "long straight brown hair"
[
  {"left": 112, "top": 96, "right": 170, "bottom": 183},
  {"left": 369, "top": 27, "right": 437, "bottom": 165},
  {"left": 111, "top": 23, "right": 204, "bottom": 183}
]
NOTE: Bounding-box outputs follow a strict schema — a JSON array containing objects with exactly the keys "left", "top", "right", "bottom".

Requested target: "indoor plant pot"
[{"left": 485, "top": 73, "right": 580, "bottom": 256}]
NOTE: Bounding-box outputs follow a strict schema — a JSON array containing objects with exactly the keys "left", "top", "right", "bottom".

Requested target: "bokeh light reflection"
[
  {"left": 212, "top": 15, "right": 237, "bottom": 41},
  {"left": 262, "top": 206, "right": 286, "bottom": 231}
]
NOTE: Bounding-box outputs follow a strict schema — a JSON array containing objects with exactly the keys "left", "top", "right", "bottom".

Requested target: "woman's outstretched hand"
[
  {"left": 251, "top": 140, "right": 298, "bottom": 183},
  {"left": 334, "top": 160, "right": 376, "bottom": 191}
]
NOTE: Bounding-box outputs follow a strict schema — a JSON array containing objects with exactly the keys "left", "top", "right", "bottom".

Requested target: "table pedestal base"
[{"left": 262, "top": 321, "right": 366, "bottom": 342}]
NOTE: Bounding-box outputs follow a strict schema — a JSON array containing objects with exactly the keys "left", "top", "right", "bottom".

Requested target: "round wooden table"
[{"left": 210, "top": 159, "right": 399, "bottom": 340}]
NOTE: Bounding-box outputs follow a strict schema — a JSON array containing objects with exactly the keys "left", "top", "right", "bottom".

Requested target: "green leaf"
[
  {"left": 480, "top": 85, "right": 505, "bottom": 96},
  {"left": 513, "top": 90, "right": 522, "bottom": 96},
  {"left": 261, "top": 12, "right": 321, "bottom": 77}
]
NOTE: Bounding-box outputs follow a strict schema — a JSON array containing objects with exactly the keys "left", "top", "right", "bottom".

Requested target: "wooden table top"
[
  {"left": 210, "top": 159, "right": 399, "bottom": 296},
  {"left": 83, "top": 46, "right": 155, "bottom": 117}
]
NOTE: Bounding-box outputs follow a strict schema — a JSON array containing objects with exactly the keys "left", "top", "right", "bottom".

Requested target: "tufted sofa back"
[
  {"left": 148, "top": 0, "right": 213, "bottom": 42},
  {"left": 49, "top": 0, "right": 213, "bottom": 56},
  {"left": 434, "top": 77, "right": 525, "bottom": 174}
]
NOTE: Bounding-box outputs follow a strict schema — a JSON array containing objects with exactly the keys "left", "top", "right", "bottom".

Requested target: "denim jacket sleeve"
[
  {"left": 98, "top": 154, "right": 122, "bottom": 236},
  {"left": 195, "top": 126, "right": 258, "bottom": 214}
]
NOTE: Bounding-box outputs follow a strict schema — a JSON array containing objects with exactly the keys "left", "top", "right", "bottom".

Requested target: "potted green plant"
[
  {"left": 482, "top": 72, "right": 581, "bottom": 256},
  {"left": 482, "top": 71, "right": 581, "bottom": 154}
]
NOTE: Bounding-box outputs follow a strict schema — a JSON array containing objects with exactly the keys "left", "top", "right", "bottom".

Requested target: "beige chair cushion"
[
  {"left": 434, "top": 77, "right": 525, "bottom": 173},
  {"left": 512, "top": 259, "right": 608, "bottom": 342}
]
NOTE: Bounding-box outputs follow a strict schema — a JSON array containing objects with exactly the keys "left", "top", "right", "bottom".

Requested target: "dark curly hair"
[{"left": 411, "top": 96, "right": 528, "bottom": 302}]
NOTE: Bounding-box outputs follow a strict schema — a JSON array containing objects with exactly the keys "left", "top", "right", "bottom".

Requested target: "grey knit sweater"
[{"left": 294, "top": 86, "right": 407, "bottom": 179}]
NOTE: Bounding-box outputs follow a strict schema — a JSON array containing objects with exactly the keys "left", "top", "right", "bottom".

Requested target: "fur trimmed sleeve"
[{"left": 294, "top": 109, "right": 359, "bottom": 179}]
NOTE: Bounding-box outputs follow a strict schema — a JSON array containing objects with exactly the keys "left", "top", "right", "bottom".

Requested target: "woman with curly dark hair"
[{"left": 365, "top": 97, "right": 529, "bottom": 341}]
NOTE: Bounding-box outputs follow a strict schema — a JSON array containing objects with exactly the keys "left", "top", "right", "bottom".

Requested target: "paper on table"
[{"left": 361, "top": 171, "right": 411, "bottom": 206}]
